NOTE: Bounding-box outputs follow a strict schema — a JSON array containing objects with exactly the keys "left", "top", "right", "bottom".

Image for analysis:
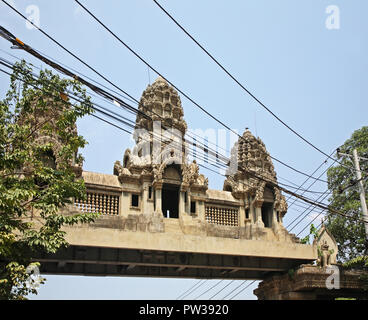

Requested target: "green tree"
[
  {"left": 326, "top": 126, "right": 368, "bottom": 262},
  {"left": 0, "top": 61, "right": 99, "bottom": 299}
]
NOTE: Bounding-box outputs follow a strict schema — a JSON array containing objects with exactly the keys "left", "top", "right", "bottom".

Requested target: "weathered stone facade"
[{"left": 73, "top": 77, "right": 302, "bottom": 244}]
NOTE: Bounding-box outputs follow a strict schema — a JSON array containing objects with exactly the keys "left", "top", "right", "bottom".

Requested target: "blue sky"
[{"left": 0, "top": 0, "right": 367, "bottom": 300}]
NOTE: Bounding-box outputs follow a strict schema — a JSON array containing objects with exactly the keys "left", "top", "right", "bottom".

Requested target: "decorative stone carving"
[
  {"left": 274, "top": 188, "right": 288, "bottom": 215},
  {"left": 196, "top": 174, "right": 208, "bottom": 188},
  {"left": 136, "top": 76, "right": 187, "bottom": 135},
  {"left": 223, "top": 129, "right": 287, "bottom": 216},
  {"left": 182, "top": 160, "right": 199, "bottom": 185},
  {"left": 313, "top": 225, "right": 338, "bottom": 266},
  {"left": 114, "top": 160, "right": 131, "bottom": 176},
  {"left": 319, "top": 240, "right": 332, "bottom": 267}
]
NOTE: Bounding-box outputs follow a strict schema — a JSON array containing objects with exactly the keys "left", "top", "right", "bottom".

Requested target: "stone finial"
[
  {"left": 135, "top": 73, "right": 187, "bottom": 135},
  {"left": 153, "top": 76, "right": 167, "bottom": 84}
]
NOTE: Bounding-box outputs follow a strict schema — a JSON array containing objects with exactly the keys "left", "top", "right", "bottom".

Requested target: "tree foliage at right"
[{"left": 326, "top": 126, "right": 368, "bottom": 262}]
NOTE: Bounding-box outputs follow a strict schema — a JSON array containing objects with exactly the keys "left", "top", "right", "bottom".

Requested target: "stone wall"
[{"left": 254, "top": 264, "right": 368, "bottom": 300}]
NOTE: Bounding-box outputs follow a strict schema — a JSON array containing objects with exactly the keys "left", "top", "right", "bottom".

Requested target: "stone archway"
[
  {"left": 162, "top": 183, "right": 180, "bottom": 218},
  {"left": 261, "top": 186, "right": 274, "bottom": 228},
  {"left": 161, "top": 164, "right": 181, "bottom": 219}
]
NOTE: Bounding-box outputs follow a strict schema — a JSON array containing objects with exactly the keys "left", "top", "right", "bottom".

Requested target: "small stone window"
[
  {"left": 131, "top": 194, "right": 139, "bottom": 207},
  {"left": 148, "top": 186, "right": 152, "bottom": 200},
  {"left": 190, "top": 201, "right": 196, "bottom": 214}
]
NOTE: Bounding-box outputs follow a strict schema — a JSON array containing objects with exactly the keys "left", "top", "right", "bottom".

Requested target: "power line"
[
  {"left": 180, "top": 280, "right": 208, "bottom": 300},
  {"left": 0, "top": 2, "right": 356, "bottom": 193},
  {"left": 0, "top": 47, "right": 331, "bottom": 200},
  {"left": 229, "top": 280, "right": 256, "bottom": 300},
  {"left": 151, "top": 0, "right": 356, "bottom": 172},
  {"left": 0, "top": 59, "right": 229, "bottom": 178},
  {"left": 285, "top": 159, "right": 333, "bottom": 214},
  {"left": 208, "top": 280, "right": 234, "bottom": 300},
  {"left": 70, "top": 0, "right": 331, "bottom": 184},
  {"left": 177, "top": 280, "right": 205, "bottom": 300},
  {"left": 220, "top": 280, "right": 247, "bottom": 300},
  {"left": 1, "top": 5, "right": 365, "bottom": 224},
  {"left": 0, "top": 18, "right": 364, "bottom": 300},
  {"left": 0, "top": 2, "right": 334, "bottom": 187},
  {"left": 1, "top": 0, "right": 140, "bottom": 106},
  {"left": 0, "top": 22, "right": 236, "bottom": 176},
  {"left": 194, "top": 280, "right": 224, "bottom": 300},
  {"left": 289, "top": 190, "right": 330, "bottom": 232},
  {"left": 211, "top": 156, "right": 333, "bottom": 299},
  {"left": 1, "top": 59, "right": 365, "bottom": 226},
  {"left": 2, "top": 59, "right": 366, "bottom": 302}
]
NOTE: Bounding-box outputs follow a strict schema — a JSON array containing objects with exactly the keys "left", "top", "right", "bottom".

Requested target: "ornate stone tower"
[
  {"left": 223, "top": 129, "right": 288, "bottom": 230},
  {"left": 75, "top": 77, "right": 301, "bottom": 243},
  {"left": 114, "top": 77, "right": 208, "bottom": 222},
  {"left": 135, "top": 76, "right": 187, "bottom": 134},
  {"left": 18, "top": 93, "right": 82, "bottom": 177}
]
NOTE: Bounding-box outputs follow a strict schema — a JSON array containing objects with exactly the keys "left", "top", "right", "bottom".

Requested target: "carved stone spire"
[
  {"left": 135, "top": 76, "right": 187, "bottom": 135},
  {"left": 223, "top": 129, "right": 287, "bottom": 214}
]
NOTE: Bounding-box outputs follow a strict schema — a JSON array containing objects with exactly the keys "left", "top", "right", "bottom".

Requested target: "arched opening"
[
  {"left": 261, "top": 186, "right": 274, "bottom": 228},
  {"left": 224, "top": 184, "right": 233, "bottom": 192},
  {"left": 162, "top": 183, "right": 179, "bottom": 218},
  {"left": 261, "top": 203, "right": 273, "bottom": 228},
  {"left": 161, "top": 164, "right": 181, "bottom": 219}
]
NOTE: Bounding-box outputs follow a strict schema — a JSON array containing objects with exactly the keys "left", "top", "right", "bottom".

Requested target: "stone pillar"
[
  {"left": 179, "top": 189, "right": 186, "bottom": 216},
  {"left": 197, "top": 200, "right": 205, "bottom": 221},
  {"left": 254, "top": 205, "right": 264, "bottom": 228},
  {"left": 155, "top": 187, "right": 162, "bottom": 215},
  {"left": 272, "top": 207, "right": 278, "bottom": 229},
  {"left": 142, "top": 183, "right": 148, "bottom": 213},
  {"left": 239, "top": 197, "right": 246, "bottom": 227},
  {"left": 187, "top": 192, "right": 191, "bottom": 215}
]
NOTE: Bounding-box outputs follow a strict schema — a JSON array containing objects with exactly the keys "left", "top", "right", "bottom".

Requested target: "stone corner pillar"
[
  {"left": 153, "top": 181, "right": 163, "bottom": 215},
  {"left": 254, "top": 202, "right": 264, "bottom": 228}
]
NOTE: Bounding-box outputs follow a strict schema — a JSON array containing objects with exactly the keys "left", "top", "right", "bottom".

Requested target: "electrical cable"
[
  {"left": 179, "top": 280, "right": 208, "bottom": 300},
  {"left": 208, "top": 280, "right": 234, "bottom": 300},
  {"left": 229, "top": 280, "right": 256, "bottom": 300},
  {"left": 151, "top": 0, "right": 357, "bottom": 173},
  {"left": 2, "top": 61, "right": 367, "bottom": 302},
  {"left": 2, "top": 63, "right": 366, "bottom": 226},
  {"left": 70, "top": 0, "right": 333, "bottom": 183},
  {"left": 176, "top": 279, "right": 204, "bottom": 300},
  {"left": 193, "top": 280, "right": 224, "bottom": 300}
]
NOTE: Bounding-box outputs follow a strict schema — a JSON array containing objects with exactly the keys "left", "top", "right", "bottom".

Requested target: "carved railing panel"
[
  {"left": 205, "top": 206, "right": 239, "bottom": 226},
  {"left": 74, "top": 191, "right": 120, "bottom": 215}
]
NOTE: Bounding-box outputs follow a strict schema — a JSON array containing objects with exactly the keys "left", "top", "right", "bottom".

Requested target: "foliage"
[
  {"left": 343, "top": 256, "right": 368, "bottom": 291},
  {"left": 342, "top": 256, "right": 368, "bottom": 269},
  {"left": 300, "top": 224, "right": 318, "bottom": 244},
  {"left": 0, "top": 61, "right": 99, "bottom": 299},
  {"left": 287, "top": 268, "right": 295, "bottom": 280},
  {"left": 326, "top": 126, "right": 368, "bottom": 262}
]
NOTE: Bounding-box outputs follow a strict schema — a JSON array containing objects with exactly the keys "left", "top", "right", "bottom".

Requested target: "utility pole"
[
  {"left": 352, "top": 149, "right": 368, "bottom": 243},
  {"left": 337, "top": 148, "right": 368, "bottom": 249}
]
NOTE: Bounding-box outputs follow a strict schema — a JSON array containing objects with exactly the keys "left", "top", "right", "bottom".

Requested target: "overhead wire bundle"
[{"left": 1, "top": 0, "right": 367, "bottom": 300}]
